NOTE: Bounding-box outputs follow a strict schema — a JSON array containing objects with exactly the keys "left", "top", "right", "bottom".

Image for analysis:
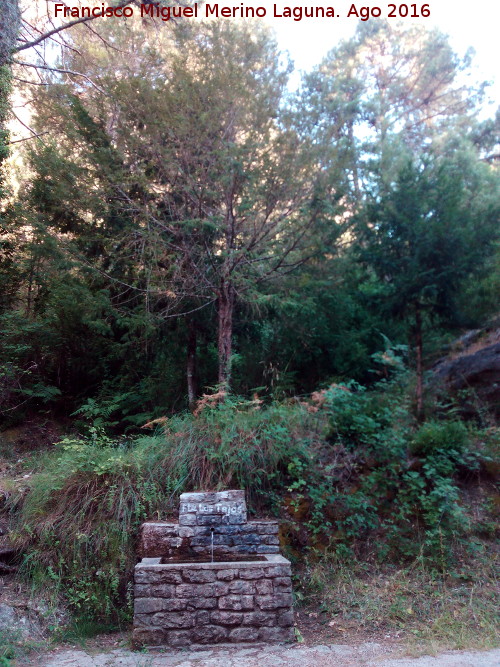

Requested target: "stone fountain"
[{"left": 133, "top": 490, "right": 294, "bottom": 647}]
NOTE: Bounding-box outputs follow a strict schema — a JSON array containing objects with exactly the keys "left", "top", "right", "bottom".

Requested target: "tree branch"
[
  {"left": 10, "top": 111, "right": 47, "bottom": 144},
  {"left": 8, "top": 131, "right": 50, "bottom": 145},
  {"left": 13, "top": 61, "right": 106, "bottom": 93},
  {"left": 12, "top": 3, "right": 132, "bottom": 55}
]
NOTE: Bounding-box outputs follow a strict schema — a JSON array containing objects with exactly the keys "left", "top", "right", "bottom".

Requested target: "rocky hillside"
[{"left": 432, "top": 318, "right": 500, "bottom": 418}]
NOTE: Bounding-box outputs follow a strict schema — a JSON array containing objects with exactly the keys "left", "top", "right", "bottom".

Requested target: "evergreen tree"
[
  {"left": 357, "top": 150, "right": 500, "bottom": 417},
  {"left": 21, "top": 20, "right": 320, "bottom": 398}
]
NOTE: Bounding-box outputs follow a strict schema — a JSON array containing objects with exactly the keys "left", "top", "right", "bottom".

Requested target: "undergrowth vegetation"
[
  {"left": 296, "top": 552, "right": 499, "bottom": 650},
  {"left": 4, "top": 376, "right": 499, "bottom": 641},
  {"left": 9, "top": 399, "right": 317, "bottom": 623}
]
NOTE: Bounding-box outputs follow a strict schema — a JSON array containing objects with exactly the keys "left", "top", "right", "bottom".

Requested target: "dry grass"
[{"left": 297, "top": 544, "right": 499, "bottom": 652}]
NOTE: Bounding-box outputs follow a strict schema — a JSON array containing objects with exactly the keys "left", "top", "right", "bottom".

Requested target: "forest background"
[{"left": 0, "top": 1, "right": 499, "bottom": 657}]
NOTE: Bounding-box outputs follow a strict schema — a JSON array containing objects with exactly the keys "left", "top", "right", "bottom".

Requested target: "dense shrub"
[
  {"left": 317, "top": 380, "right": 485, "bottom": 564},
  {"left": 7, "top": 383, "right": 495, "bottom": 623},
  {"left": 411, "top": 420, "right": 470, "bottom": 455},
  {"left": 12, "top": 398, "right": 316, "bottom": 622}
]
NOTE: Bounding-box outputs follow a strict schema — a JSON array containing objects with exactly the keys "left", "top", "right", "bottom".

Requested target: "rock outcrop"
[{"left": 432, "top": 325, "right": 500, "bottom": 417}]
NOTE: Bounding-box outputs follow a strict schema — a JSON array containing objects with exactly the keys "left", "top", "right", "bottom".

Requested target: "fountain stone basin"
[
  {"left": 160, "top": 554, "right": 267, "bottom": 564},
  {"left": 133, "top": 491, "right": 295, "bottom": 647}
]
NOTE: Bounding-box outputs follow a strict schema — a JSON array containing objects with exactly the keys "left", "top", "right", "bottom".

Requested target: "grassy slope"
[{"left": 0, "top": 382, "right": 498, "bottom": 658}]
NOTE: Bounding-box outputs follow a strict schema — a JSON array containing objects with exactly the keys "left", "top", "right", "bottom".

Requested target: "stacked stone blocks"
[
  {"left": 133, "top": 556, "right": 294, "bottom": 646},
  {"left": 140, "top": 519, "right": 280, "bottom": 559},
  {"left": 133, "top": 490, "right": 294, "bottom": 647}
]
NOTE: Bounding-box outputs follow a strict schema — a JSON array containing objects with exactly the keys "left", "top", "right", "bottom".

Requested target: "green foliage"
[
  {"left": 0, "top": 627, "right": 17, "bottom": 664},
  {"left": 0, "top": 13, "right": 498, "bottom": 650},
  {"left": 14, "top": 400, "right": 316, "bottom": 622},
  {"left": 411, "top": 420, "right": 470, "bottom": 456},
  {"left": 0, "top": 20, "right": 498, "bottom": 422},
  {"left": 460, "top": 243, "right": 500, "bottom": 323},
  {"left": 0, "top": 65, "right": 11, "bottom": 169},
  {"left": 0, "top": 63, "right": 12, "bottom": 262},
  {"left": 358, "top": 153, "right": 499, "bottom": 327},
  {"left": 10, "top": 376, "right": 496, "bottom": 626},
  {"left": 325, "top": 380, "right": 409, "bottom": 456},
  {"left": 282, "top": 377, "right": 492, "bottom": 567}
]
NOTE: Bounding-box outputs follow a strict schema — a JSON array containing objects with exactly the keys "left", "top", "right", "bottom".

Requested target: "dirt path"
[{"left": 34, "top": 642, "right": 500, "bottom": 667}]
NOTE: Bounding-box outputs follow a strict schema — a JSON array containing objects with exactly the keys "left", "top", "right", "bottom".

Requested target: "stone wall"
[
  {"left": 139, "top": 490, "right": 280, "bottom": 560},
  {"left": 140, "top": 520, "right": 280, "bottom": 560},
  {"left": 134, "top": 490, "right": 294, "bottom": 647},
  {"left": 133, "top": 556, "right": 294, "bottom": 647}
]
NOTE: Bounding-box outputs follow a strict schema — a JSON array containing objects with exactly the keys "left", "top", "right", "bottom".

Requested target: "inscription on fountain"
[
  {"left": 179, "top": 490, "right": 247, "bottom": 526},
  {"left": 180, "top": 503, "right": 245, "bottom": 514},
  {"left": 133, "top": 489, "right": 294, "bottom": 647}
]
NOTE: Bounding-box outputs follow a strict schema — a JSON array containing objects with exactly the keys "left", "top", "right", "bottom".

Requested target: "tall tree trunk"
[
  {"left": 0, "top": 0, "right": 20, "bottom": 67},
  {"left": 217, "top": 279, "right": 234, "bottom": 391},
  {"left": 0, "top": 0, "right": 18, "bottom": 177},
  {"left": 187, "top": 319, "right": 197, "bottom": 411},
  {"left": 415, "top": 305, "right": 423, "bottom": 422},
  {"left": 348, "top": 121, "right": 361, "bottom": 201}
]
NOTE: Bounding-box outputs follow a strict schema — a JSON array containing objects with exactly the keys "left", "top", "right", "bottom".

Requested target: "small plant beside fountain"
[{"left": 133, "top": 490, "right": 294, "bottom": 647}]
